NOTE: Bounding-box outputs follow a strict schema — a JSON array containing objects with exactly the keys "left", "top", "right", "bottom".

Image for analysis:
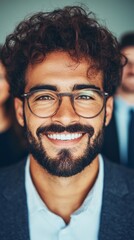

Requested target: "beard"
[{"left": 25, "top": 122, "right": 104, "bottom": 177}]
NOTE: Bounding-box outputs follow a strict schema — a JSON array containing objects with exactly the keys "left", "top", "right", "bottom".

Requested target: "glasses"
[{"left": 21, "top": 88, "right": 109, "bottom": 118}]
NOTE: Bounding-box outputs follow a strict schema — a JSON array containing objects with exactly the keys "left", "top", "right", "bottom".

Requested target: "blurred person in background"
[
  {"left": 0, "top": 45, "right": 28, "bottom": 167},
  {"left": 101, "top": 32, "right": 134, "bottom": 168}
]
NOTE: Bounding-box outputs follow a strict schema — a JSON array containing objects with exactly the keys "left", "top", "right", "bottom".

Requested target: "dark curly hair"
[{"left": 1, "top": 6, "right": 124, "bottom": 97}]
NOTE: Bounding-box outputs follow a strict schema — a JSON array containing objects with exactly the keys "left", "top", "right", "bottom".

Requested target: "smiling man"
[{"left": 0, "top": 6, "right": 134, "bottom": 240}]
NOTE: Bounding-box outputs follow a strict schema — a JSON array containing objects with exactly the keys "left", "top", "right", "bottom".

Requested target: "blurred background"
[{"left": 0, "top": 0, "right": 134, "bottom": 44}]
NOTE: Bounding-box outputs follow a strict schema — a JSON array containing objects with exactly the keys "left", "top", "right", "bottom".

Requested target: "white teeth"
[{"left": 48, "top": 133, "right": 82, "bottom": 140}]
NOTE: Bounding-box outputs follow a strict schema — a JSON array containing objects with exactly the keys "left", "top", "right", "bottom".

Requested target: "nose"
[{"left": 51, "top": 96, "right": 80, "bottom": 126}]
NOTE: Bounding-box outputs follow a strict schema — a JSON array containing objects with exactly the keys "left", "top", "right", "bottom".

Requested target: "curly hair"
[{"left": 1, "top": 6, "right": 124, "bottom": 97}]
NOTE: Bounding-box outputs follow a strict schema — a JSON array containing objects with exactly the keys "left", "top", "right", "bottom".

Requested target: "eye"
[
  {"left": 35, "top": 95, "right": 54, "bottom": 101},
  {"left": 76, "top": 93, "right": 94, "bottom": 100},
  {"left": 32, "top": 93, "right": 56, "bottom": 103}
]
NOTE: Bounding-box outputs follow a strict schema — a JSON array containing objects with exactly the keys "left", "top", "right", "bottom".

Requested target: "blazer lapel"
[
  {"left": 99, "top": 158, "right": 133, "bottom": 240},
  {"left": 1, "top": 160, "right": 30, "bottom": 240}
]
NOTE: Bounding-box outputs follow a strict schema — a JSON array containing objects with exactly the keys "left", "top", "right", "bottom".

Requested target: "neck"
[{"left": 30, "top": 156, "right": 99, "bottom": 223}]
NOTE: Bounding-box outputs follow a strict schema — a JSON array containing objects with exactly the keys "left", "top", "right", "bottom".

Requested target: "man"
[
  {"left": 101, "top": 32, "right": 134, "bottom": 167},
  {"left": 0, "top": 45, "right": 28, "bottom": 167},
  {"left": 0, "top": 6, "right": 134, "bottom": 240}
]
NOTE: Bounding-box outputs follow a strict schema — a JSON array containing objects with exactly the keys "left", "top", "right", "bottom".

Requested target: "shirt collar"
[
  {"left": 25, "top": 156, "right": 47, "bottom": 214},
  {"left": 73, "top": 154, "right": 104, "bottom": 215},
  {"left": 25, "top": 154, "right": 104, "bottom": 216},
  {"left": 115, "top": 96, "right": 134, "bottom": 112}
]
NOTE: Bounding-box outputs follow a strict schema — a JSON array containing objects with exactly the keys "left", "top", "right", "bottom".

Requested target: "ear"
[
  {"left": 105, "top": 96, "right": 113, "bottom": 126},
  {"left": 14, "top": 98, "right": 24, "bottom": 127}
]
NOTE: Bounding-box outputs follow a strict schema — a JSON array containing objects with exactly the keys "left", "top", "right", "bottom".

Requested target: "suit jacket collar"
[
  {"left": 99, "top": 157, "right": 133, "bottom": 240},
  {"left": 1, "top": 157, "right": 133, "bottom": 240},
  {"left": 1, "top": 159, "right": 30, "bottom": 240}
]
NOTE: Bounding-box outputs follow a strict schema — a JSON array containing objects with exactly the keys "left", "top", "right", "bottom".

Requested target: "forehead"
[{"left": 25, "top": 51, "right": 103, "bottom": 92}]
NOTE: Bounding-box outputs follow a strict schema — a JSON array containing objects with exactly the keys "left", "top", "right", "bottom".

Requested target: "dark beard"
[{"left": 25, "top": 123, "right": 104, "bottom": 177}]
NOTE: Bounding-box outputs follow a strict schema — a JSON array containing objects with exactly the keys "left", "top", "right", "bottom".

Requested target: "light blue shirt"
[
  {"left": 25, "top": 155, "right": 104, "bottom": 240},
  {"left": 114, "top": 96, "right": 134, "bottom": 165}
]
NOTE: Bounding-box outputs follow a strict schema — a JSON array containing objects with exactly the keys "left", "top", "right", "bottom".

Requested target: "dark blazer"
[
  {"left": 101, "top": 109, "right": 120, "bottom": 164},
  {"left": 0, "top": 157, "right": 134, "bottom": 240}
]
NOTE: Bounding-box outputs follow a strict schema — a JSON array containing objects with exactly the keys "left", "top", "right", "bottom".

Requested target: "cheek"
[
  {"left": 24, "top": 106, "right": 51, "bottom": 137},
  {"left": 122, "top": 67, "right": 129, "bottom": 77},
  {"left": 89, "top": 117, "right": 104, "bottom": 147},
  {"left": 89, "top": 111, "right": 104, "bottom": 128},
  {"left": 24, "top": 104, "right": 38, "bottom": 136},
  {"left": 0, "top": 82, "right": 10, "bottom": 102},
  {"left": 25, "top": 115, "right": 40, "bottom": 137},
  {"left": 79, "top": 111, "right": 104, "bottom": 134}
]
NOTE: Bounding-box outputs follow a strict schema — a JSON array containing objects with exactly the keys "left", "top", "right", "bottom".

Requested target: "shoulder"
[
  {"left": 104, "top": 156, "right": 134, "bottom": 179},
  {"left": 0, "top": 159, "right": 29, "bottom": 238},
  {"left": 103, "top": 156, "right": 134, "bottom": 198},
  {"left": 0, "top": 159, "right": 27, "bottom": 190}
]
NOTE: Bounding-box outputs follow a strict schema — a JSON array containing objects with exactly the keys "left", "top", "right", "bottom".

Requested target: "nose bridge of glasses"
[
  {"left": 57, "top": 92, "right": 74, "bottom": 109},
  {"left": 57, "top": 92, "right": 74, "bottom": 106},
  {"left": 53, "top": 92, "right": 79, "bottom": 119},
  {"left": 58, "top": 92, "right": 73, "bottom": 98}
]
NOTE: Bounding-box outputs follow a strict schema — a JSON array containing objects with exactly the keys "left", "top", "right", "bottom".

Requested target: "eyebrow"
[
  {"left": 73, "top": 84, "right": 101, "bottom": 91},
  {"left": 29, "top": 84, "right": 57, "bottom": 92},
  {"left": 29, "top": 84, "right": 101, "bottom": 92}
]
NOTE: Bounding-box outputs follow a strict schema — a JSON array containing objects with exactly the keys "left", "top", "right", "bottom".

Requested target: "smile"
[{"left": 47, "top": 133, "right": 83, "bottom": 140}]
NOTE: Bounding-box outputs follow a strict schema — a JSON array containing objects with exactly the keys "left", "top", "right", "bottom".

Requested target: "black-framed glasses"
[{"left": 21, "top": 88, "right": 109, "bottom": 118}]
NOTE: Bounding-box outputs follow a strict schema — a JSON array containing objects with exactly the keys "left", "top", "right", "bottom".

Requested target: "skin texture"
[
  {"left": 117, "top": 46, "right": 134, "bottom": 104},
  {"left": 0, "top": 61, "right": 10, "bottom": 105},
  {"left": 15, "top": 51, "right": 113, "bottom": 223},
  {"left": 0, "top": 61, "right": 10, "bottom": 131}
]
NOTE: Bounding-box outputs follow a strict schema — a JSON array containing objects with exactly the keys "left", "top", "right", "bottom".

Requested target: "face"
[
  {"left": 0, "top": 61, "right": 10, "bottom": 106},
  {"left": 121, "top": 46, "right": 134, "bottom": 92},
  {"left": 15, "top": 51, "right": 113, "bottom": 177}
]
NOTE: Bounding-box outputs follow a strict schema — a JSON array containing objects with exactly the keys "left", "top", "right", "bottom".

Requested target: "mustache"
[{"left": 37, "top": 123, "right": 94, "bottom": 137}]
